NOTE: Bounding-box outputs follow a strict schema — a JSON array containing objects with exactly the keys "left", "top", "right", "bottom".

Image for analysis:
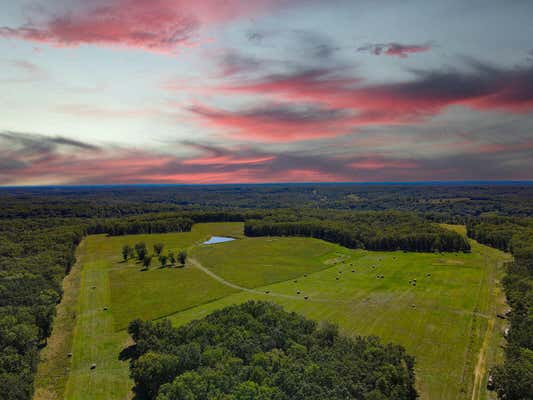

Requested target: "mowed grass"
[
  {"left": 191, "top": 236, "right": 350, "bottom": 288},
  {"left": 110, "top": 265, "right": 237, "bottom": 329},
  {"left": 173, "top": 230, "right": 511, "bottom": 400},
  {"left": 38, "top": 222, "right": 511, "bottom": 400},
  {"left": 109, "top": 222, "right": 244, "bottom": 328},
  {"left": 37, "top": 223, "right": 244, "bottom": 400}
]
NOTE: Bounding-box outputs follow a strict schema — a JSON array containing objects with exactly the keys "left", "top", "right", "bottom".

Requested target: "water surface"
[{"left": 203, "top": 236, "right": 236, "bottom": 245}]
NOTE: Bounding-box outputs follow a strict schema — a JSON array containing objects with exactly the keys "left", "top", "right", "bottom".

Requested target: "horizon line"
[{"left": 1, "top": 180, "right": 533, "bottom": 189}]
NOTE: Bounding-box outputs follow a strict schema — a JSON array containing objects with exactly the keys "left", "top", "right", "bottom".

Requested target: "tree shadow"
[
  {"left": 118, "top": 344, "right": 137, "bottom": 361},
  {"left": 131, "top": 387, "right": 149, "bottom": 400}
]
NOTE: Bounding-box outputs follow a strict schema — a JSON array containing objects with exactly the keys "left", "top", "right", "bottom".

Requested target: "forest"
[
  {"left": 245, "top": 210, "right": 470, "bottom": 252},
  {"left": 127, "top": 301, "right": 417, "bottom": 400},
  {"left": 0, "top": 183, "right": 531, "bottom": 399}
]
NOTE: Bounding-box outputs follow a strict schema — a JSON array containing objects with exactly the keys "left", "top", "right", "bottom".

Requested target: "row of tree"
[
  {"left": 127, "top": 301, "right": 418, "bottom": 400},
  {"left": 245, "top": 210, "right": 470, "bottom": 252},
  {"left": 122, "top": 242, "right": 187, "bottom": 269},
  {"left": 467, "top": 218, "right": 532, "bottom": 399}
]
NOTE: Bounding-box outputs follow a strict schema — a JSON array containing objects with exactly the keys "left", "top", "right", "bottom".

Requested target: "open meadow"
[{"left": 34, "top": 222, "right": 511, "bottom": 400}]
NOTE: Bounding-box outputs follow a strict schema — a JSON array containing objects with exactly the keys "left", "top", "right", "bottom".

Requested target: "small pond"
[{"left": 203, "top": 236, "right": 236, "bottom": 245}]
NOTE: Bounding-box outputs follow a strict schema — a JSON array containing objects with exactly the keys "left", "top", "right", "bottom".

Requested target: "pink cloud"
[
  {"left": 349, "top": 158, "right": 418, "bottom": 170},
  {"left": 0, "top": 0, "right": 288, "bottom": 52},
  {"left": 188, "top": 103, "right": 359, "bottom": 142},
  {"left": 2, "top": 131, "right": 532, "bottom": 185},
  {"left": 384, "top": 43, "right": 431, "bottom": 57},
  {"left": 358, "top": 42, "right": 431, "bottom": 58},
  {"left": 217, "top": 63, "right": 533, "bottom": 122},
  {"left": 182, "top": 155, "right": 275, "bottom": 165}
]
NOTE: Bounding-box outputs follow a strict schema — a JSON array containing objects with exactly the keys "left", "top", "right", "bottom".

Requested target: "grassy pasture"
[
  {"left": 191, "top": 236, "right": 350, "bottom": 288},
  {"left": 35, "top": 222, "right": 510, "bottom": 400}
]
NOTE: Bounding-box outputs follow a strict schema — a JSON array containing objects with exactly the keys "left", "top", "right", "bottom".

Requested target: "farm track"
[
  {"left": 189, "top": 257, "right": 490, "bottom": 319},
  {"left": 470, "top": 254, "right": 503, "bottom": 400}
]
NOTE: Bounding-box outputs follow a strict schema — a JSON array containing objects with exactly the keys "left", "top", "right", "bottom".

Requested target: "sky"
[{"left": 1, "top": 0, "right": 533, "bottom": 185}]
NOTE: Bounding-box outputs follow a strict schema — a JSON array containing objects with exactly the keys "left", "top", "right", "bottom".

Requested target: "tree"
[
  {"left": 128, "top": 301, "right": 418, "bottom": 400},
  {"left": 143, "top": 254, "right": 152, "bottom": 269},
  {"left": 154, "top": 243, "right": 164, "bottom": 256},
  {"left": 159, "top": 254, "right": 168, "bottom": 268},
  {"left": 122, "top": 244, "right": 133, "bottom": 261},
  {"left": 168, "top": 251, "right": 176, "bottom": 266},
  {"left": 135, "top": 242, "right": 148, "bottom": 260},
  {"left": 130, "top": 352, "right": 181, "bottom": 399},
  {"left": 178, "top": 250, "right": 187, "bottom": 265}
]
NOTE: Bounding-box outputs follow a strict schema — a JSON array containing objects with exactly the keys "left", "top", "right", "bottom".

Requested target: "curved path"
[
  {"left": 189, "top": 258, "right": 314, "bottom": 302},
  {"left": 189, "top": 257, "right": 490, "bottom": 319}
]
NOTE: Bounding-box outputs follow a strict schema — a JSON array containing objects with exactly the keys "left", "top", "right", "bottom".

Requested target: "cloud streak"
[
  {"left": 209, "top": 62, "right": 533, "bottom": 141},
  {"left": 1, "top": 131, "right": 531, "bottom": 185},
  {"left": 358, "top": 42, "right": 431, "bottom": 58},
  {"left": 0, "top": 0, "right": 288, "bottom": 52},
  {"left": 188, "top": 103, "right": 356, "bottom": 141}
]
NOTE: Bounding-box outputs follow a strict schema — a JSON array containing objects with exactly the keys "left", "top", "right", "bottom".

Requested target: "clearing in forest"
[{"left": 34, "top": 222, "right": 510, "bottom": 400}]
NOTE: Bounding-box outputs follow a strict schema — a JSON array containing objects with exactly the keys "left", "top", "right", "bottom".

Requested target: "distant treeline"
[
  {"left": 467, "top": 217, "right": 533, "bottom": 399},
  {"left": 127, "top": 301, "right": 417, "bottom": 400},
  {"left": 86, "top": 211, "right": 264, "bottom": 236},
  {"left": 246, "top": 210, "right": 470, "bottom": 252},
  {"left": 1, "top": 184, "right": 532, "bottom": 219},
  {"left": 84, "top": 209, "right": 470, "bottom": 253}
]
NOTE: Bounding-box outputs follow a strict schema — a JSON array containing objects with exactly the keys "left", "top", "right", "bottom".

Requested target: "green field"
[{"left": 35, "top": 222, "right": 511, "bottom": 400}]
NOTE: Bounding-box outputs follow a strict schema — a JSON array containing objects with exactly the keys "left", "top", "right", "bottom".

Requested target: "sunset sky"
[{"left": 1, "top": 0, "right": 533, "bottom": 185}]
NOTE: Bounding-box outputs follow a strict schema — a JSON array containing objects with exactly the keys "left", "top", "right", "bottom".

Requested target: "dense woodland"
[
  {"left": 467, "top": 217, "right": 533, "bottom": 398},
  {"left": 0, "top": 184, "right": 531, "bottom": 399},
  {"left": 0, "top": 218, "right": 86, "bottom": 399},
  {"left": 1, "top": 184, "right": 532, "bottom": 219},
  {"left": 127, "top": 301, "right": 417, "bottom": 400}
]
